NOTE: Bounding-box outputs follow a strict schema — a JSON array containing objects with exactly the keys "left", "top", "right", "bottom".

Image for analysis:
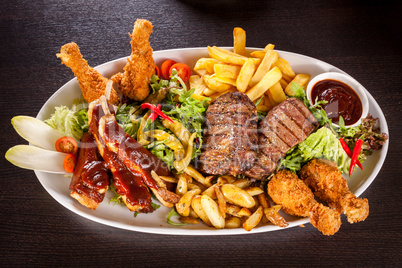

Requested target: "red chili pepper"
[
  {"left": 148, "top": 104, "right": 161, "bottom": 122},
  {"left": 141, "top": 103, "right": 174, "bottom": 123},
  {"left": 339, "top": 138, "right": 363, "bottom": 170},
  {"left": 349, "top": 139, "right": 363, "bottom": 176}
]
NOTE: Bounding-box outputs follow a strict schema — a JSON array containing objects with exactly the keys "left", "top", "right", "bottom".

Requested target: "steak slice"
[
  {"left": 199, "top": 92, "right": 258, "bottom": 176},
  {"left": 245, "top": 98, "right": 318, "bottom": 179}
]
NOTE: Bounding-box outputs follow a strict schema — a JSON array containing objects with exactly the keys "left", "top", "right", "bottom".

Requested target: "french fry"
[
  {"left": 193, "top": 58, "right": 222, "bottom": 74},
  {"left": 208, "top": 88, "right": 237, "bottom": 100},
  {"left": 266, "top": 81, "right": 286, "bottom": 105},
  {"left": 175, "top": 189, "right": 201, "bottom": 217},
  {"left": 191, "top": 195, "right": 212, "bottom": 226},
  {"left": 179, "top": 216, "right": 199, "bottom": 225},
  {"left": 225, "top": 216, "right": 242, "bottom": 229},
  {"left": 202, "top": 184, "right": 217, "bottom": 199},
  {"left": 159, "top": 175, "right": 178, "bottom": 184},
  {"left": 236, "top": 58, "right": 256, "bottom": 92},
  {"left": 189, "top": 75, "right": 201, "bottom": 88},
  {"left": 203, "top": 74, "right": 232, "bottom": 92},
  {"left": 221, "top": 184, "right": 255, "bottom": 208},
  {"left": 201, "top": 195, "right": 225, "bottom": 229},
  {"left": 214, "top": 186, "right": 227, "bottom": 219},
  {"left": 231, "top": 178, "right": 252, "bottom": 189},
  {"left": 284, "top": 73, "right": 311, "bottom": 95},
  {"left": 208, "top": 46, "right": 260, "bottom": 66},
  {"left": 184, "top": 165, "right": 211, "bottom": 187},
  {"left": 264, "top": 205, "right": 289, "bottom": 228},
  {"left": 191, "top": 75, "right": 209, "bottom": 96},
  {"left": 176, "top": 173, "right": 189, "bottom": 196},
  {"left": 217, "top": 175, "right": 236, "bottom": 185},
  {"left": 263, "top": 93, "right": 274, "bottom": 110},
  {"left": 273, "top": 57, "right": 295, "bottom": 78},
  {"left": 250, "top": 50, "right": 266, "bottom": 59},
  {"left": 245, "top": 187, "right": 264, "bottom": 196},
  {"left": 213, "top": 76, "right": 237, "bottom": 87},
  {"left": 237, "top": 207, "right": 252, "bottom": 217},
  {"left": 246, "top": 66, "right": 282, "bottom": 101},
  {"left": 233, "top": 27, "right": 246, "bottom": 56},
  {"left": 188, "top": 183, "right": 201, "bottom": 191},
  {"left": 257, "top": 193, "right": 270, "bottom": 209},
  {"left": 193, "top": 69, "right": 207, "bottom": 76},
  {"left": 279, "top": 78, "right": 289, "bottom": 89},
  {"left": 225, "top": 204, "right": 242, "bottom": 217},
  {"left": 264, "top": 43, "right": 275, "bottom": 51},
  {"left": 249, "top": 50, "right": 278, "bottom": 87},
  {"left": 202, "top": 87, "right": 217, "bottom": 96},
  {"left": 243, "top": 206, "right": 263, "bottom": 231},
  {"left": 214, "top": 64, "right": 241, "bottom": 79}
]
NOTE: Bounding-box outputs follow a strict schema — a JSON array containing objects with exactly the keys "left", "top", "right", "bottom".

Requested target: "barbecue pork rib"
[
  {"left": 89, "top": 102, "right": 155, "bottom": 213},
  {"left": 199, "top": 91, "right": 258, "bottom": 176},
  {"left": 69, "top": 132, "right": 109, "bottom": 210}
]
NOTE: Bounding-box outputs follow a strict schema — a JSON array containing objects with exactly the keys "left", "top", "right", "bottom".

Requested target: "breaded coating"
[
  {"left": 119, "top": 19, "right": 155, "bottom": 101},
  {"left": 57, "top": 42, "right": 119, "bottom": 104},
  {"left": 300, "top": 158, "right": 369, "bottom": 223},
  {"left": 268, "top": 170, "right": 341, "bottom": 235}
]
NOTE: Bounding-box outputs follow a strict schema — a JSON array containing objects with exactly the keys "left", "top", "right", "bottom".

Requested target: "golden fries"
[
  {"left": 236, "top": 58, "right": 256, "bottom": 92},
  {"left": 284, "top": 73, "right": 311, "bottom": 95},
  {"left": 189, "top": 27, "right": 310, "bottom": 114},
  {"left": 246, "top": 66, "right": 282, "bottom": 101},
  {"left": 167, "top": 27, "right": 307, "bottom": 231},
  {"left": 233, "top": 27, "right": 246, "bottom": 56}
]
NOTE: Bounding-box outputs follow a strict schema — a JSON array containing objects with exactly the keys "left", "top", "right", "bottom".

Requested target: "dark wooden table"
[{"left": 1, "top": 1, "right": 401, "bottom": 266}]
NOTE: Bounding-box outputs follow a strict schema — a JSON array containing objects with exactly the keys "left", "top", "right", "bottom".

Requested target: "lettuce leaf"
[
  {"left": 45, "top": 99, "right": 88, "bottom": 140},
  {"left": 281, "top": 127, "right": 351, "bottom": 174}
]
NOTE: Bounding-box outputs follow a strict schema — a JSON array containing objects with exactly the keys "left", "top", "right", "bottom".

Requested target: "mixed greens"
[{"left": 281, "top": 83, "right": 388, "bottom": 175}]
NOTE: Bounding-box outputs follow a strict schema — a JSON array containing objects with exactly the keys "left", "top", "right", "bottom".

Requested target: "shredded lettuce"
[
  {"left": 45, "top": 99, "right": 88, "bottom": 140},
  {"left": 115, "top": 103, "right": 140, "bottom": 138}
]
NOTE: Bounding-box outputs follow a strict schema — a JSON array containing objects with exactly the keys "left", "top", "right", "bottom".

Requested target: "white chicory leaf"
[{"left": 6, "top": 145, "right": 67, "bottom": 174}]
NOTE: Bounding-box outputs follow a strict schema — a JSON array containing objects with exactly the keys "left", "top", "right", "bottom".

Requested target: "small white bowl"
[{"left": 306, "top": 72, "right": 369, "bottom": 127}]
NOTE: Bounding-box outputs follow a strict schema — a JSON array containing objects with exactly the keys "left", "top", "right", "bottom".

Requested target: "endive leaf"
[
  {"left": 6, "top": 145, "right": 67, "bottom": 174},
  {"left": 11, "top": 116, "right": 64, "bottom": 150}
]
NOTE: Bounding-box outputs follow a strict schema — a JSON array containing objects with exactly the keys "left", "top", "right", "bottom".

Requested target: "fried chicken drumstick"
[
  {"left": 300, "top": 158, "right": 369, "bottom": 223},
  {"left": 268, "top": 170, "right": 341, "bottom": 235},
  {"left": 114, "top": 19, "right": 155, "bottom": 101},
  {"left": 57, "top": 42, "right": 119, "bottom": 104}
]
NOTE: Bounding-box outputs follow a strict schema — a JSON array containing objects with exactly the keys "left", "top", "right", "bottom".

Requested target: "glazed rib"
[
  {"left": 69, "top": 132, "right": 109, "bottom": 210},
  {"left": 89, "top": 102, "right": 154, "bottom": 213}
]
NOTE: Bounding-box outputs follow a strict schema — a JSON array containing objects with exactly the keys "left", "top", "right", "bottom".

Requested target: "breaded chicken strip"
[
  {"left": 57, "top": 42, "right": 119, "bottom": 104},
  {"left": 268, "top": 170, "right": 341, "bottom": 235},
  {"left": 300, "top": 159, "right": 369, "bottom": 223},
  {"left": 118, "top": 19, "right": 155, "bottom": 101}
]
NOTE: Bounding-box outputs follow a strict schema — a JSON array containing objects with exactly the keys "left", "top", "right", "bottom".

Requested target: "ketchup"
[{"left": 311, "top": 79, "right": 362, "bottom": 125}]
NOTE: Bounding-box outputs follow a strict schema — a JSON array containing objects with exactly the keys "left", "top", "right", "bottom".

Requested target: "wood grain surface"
[{"left": 1, "top": 0, "right": 401, "bottom": 266}]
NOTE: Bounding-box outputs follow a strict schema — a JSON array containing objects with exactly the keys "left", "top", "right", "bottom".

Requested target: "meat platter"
[{"left": 34, "top": 47, "right": 389, "bottom": 235}]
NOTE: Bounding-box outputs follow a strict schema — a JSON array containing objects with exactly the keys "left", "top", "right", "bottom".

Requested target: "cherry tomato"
[
  {"left": 55, "top": 136, "right": 78, "bottom": 154},
  {"left": 169, "top": 63, "right": 191, "bottom": 83},
  {"left": 63, "top": 153, "right": 77, "bottom": 173},
  {"left": 154, "top": 64, "right": 160, "bottom": 78},
  {"left": 160, "top": 60, "right": 176, "bottom": 80}
]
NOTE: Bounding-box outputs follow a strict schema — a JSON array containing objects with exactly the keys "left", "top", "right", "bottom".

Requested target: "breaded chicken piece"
[
  {"left": 268, "top": 170, "right": 341, "bottom": 235},
  {"left": 300, "top": 159, "right": 369, "bottom": 223},
  {"left": 118, "top": 19, "right": 155, "bottom": 101},
  {"left": 57, "top": 42, "right": 119, "bottom": 104}
]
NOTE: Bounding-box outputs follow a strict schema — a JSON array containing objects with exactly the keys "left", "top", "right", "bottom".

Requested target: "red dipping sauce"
[{"left": 311, "top": 79, "right": 362, "bottom": 125}]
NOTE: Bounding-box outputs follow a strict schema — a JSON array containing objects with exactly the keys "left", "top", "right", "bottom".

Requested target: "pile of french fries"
[
  {"left": 156, "top": 168, "right": 288, "bottom": 231},
  {"left": 190, "top": 27, "right": 311, "bottom": 113}
]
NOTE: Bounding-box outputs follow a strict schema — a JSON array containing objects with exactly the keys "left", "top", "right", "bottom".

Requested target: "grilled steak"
[
  {"left": 245, "top": 97, "right": 318, "bottom": 179},
  {"left": 199, "top": 91, "right": 258, "bottom": 176}
]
